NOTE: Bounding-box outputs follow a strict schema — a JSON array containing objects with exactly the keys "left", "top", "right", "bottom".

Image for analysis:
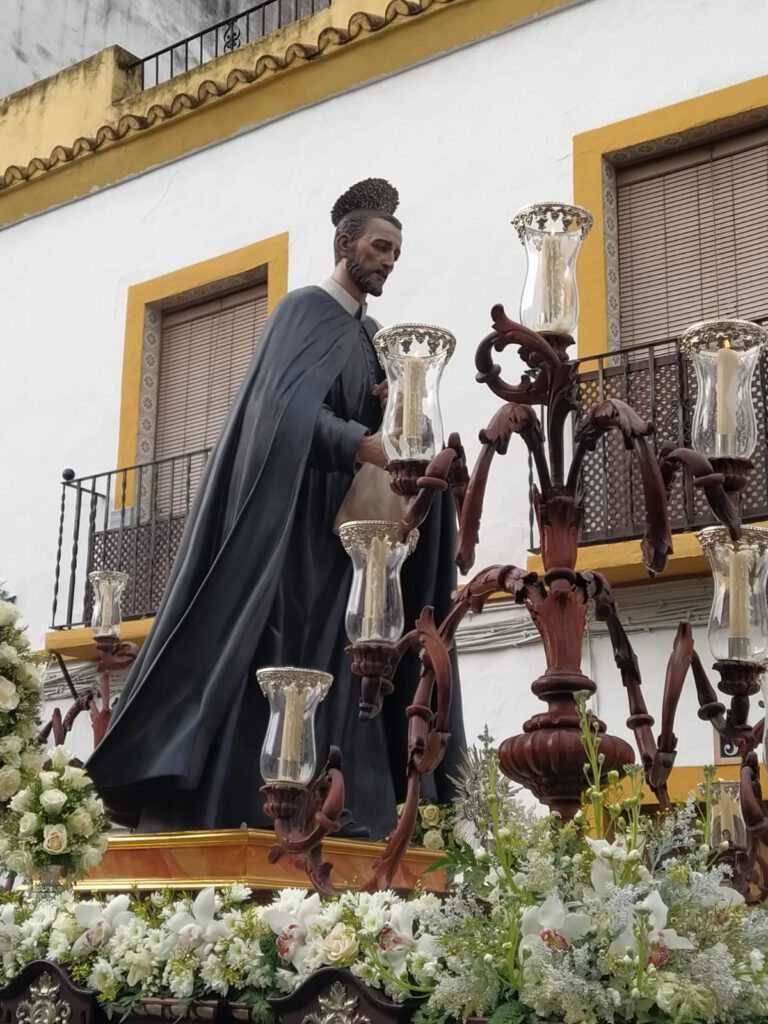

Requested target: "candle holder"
[
  {"left": 374, "top": 323, "right": 455, "bottom": 493},
  {"left": 338, "top": 521, "right": 419, "bottom": 719},
  {"left": 87, "top": 570, "right": 137, "bottom": 746},
  {"left": 258, "top": 667, "right": 333, "bottom": 787},
  {"left": 512, "top": 201, "right": 593, "bottom": 336},
  {"left": 711, "top": 779, "right": 748, "bottom": 849},
  {"left": 88, "top": 570, "right": 129, "bottom": 639},
  {"left": 698, "top": 526, "right": 768, "bottom": 664},
  {"left": 683, "top": 319, "right": 767, "bottom": 462}
]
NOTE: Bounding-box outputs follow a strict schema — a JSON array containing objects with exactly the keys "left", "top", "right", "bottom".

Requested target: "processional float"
[{"left": 86, "top": 202, "right": 768, "bottom": 901}]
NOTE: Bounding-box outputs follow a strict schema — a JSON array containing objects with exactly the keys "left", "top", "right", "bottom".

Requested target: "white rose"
[
  {"left": 39, "top": 771, "right": 59, "bottom": 790},
  {"left": 42, "top": 823, "right": 68, "bottom": 855},
  {"left": 321, "top": 922, "right": 359, "bottom": 965},
  {"left": 9, "top": 787, "right": 31, "bottom": 812},
  {"left": 16, "top": 662, "right": 41, "bottom": 690},
  {"left": 80, "top": 844, "right": 105, "bottom": 872},
  {"left": 422, "top": 829, "right": 445, "bottom": 851},
  {"left": 49, "top": 746, "right": 73, "bottom": 769},
  {"left": 20, "top": 749, "right": 43, "bottom": 774},
  {"left": 0, "top": 602, "right": 20, "bottom": 628},
  {"left": 39, "top": 788, "right": 68, "bottom": 815},
  {"left": 62, "top": 765, "right": 90, "bottom": 790},
  {"left": 18, "top": 811, "right": 40, "bottom": 836},
  {"left": 68, "top": 807, "right": 94, "bottom": 837},
  {"left": 0, "top": 678, "right": 19, "bottom": 713},
  {"left": 0, "top": 735, "right": 23, "bottom": 766},
  {"left": 53, "top": 911, "right": 83, "bottom": 943},
  {"left": 5, "top": 850, "right": 32, "bottom": 875},
  {"left": 0, "top": 645, "right": 20, "bottom": 668},
  {"left": 419, "top": 803, "right": 442, "bottom": 826},
  {"left": 0, "top": 765, "right": 22, "bottom": 800}
]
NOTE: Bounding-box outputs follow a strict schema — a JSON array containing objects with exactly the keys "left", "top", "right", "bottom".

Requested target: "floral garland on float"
[{"left": 0, "top": 708, "right": 766, "bottom": 1024}]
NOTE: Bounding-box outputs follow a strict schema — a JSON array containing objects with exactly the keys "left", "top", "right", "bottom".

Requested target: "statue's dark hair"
[
  {"left": 331, "top": 177, "right": 400, "bottom": 261},
  {"left": 332, "top": 209, "right": 402, "bottom": 262}
]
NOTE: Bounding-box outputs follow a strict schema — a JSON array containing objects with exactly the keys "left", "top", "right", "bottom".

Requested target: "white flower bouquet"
[
  {"left": 0, "top": 883, "right": 443, "bottom": 1021},
  {"left": 0, "top": 589, "right": 44, "bottom": 807},
  {"left": 420, "top": 705, "right": 768, "bottom": 1024},
  {"left": 1, "top": 744, "right": 108, "bottom": 880}
]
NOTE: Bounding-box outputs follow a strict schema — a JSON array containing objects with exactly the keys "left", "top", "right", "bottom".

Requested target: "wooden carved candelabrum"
[{"left": 262, "top": 201, "right": 768, "bottom": 900}]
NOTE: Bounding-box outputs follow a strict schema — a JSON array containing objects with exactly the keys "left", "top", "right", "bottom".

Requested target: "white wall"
[
  {"left": 3, "top": 0, "right": 768, "bottom": 770},
  {"left": 1, "top": 0, "right": 326, "bottom": 100}
]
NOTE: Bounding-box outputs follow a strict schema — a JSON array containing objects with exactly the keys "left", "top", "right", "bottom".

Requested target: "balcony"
[
  {"left": 50, "top": 449, "right": 211, "bottom": 632},
  {"left": 131, "top": 0, "right": 331, "bottom": 89},
  {"left": 49, "top": 334, "right": 768, "bottom": 633},
  {"left": 574, "top": 332, "right": 768, "bottom": 548}
]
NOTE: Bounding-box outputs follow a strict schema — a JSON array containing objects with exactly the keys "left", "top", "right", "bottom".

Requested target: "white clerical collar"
[{"left": 319, "top": 277, "right": 367, "bottom": 320}]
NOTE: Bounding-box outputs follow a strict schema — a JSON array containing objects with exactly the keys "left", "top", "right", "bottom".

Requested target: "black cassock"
[{"left": 87, "top": 286, "right": 465, "bottom": 839}]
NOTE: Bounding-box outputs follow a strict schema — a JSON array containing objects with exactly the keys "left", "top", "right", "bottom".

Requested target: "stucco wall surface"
[
  {"left": 1, "top": 0, "right": 244, "bottom": 99},
  {"left": 4, "top": 0, "right": 768, "bottom": 769}
]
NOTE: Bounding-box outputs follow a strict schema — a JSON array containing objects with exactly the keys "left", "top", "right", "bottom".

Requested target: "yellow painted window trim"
[
  {"left": 574, "top": 73, "right": 768, "bottom": 361},
  {"left": 567, "top": 74, "right": 768, "bottom": 577},
  {"left": 117, "top": 232, "right": 289, "bottom": 491}
]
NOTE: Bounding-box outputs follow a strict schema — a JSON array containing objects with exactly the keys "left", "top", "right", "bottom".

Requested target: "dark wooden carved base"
[
  {"left": 347, "top": 642, "right": 400, "bottom": 719},
  {"left": 0, "top": 960, "right": 106, "bottom": 1024},
  {"left": 0, "top": 964, "right": 412, "bottom": 1024}
]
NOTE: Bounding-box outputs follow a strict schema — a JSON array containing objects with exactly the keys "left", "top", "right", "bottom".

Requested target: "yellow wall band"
[{"left": 1, "top": 0, "right": 579, "bottom": 229}]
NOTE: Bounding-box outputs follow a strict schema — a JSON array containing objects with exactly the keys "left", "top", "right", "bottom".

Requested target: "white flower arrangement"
[
  {"left": 0, "top": 589, "right": 44, "bottom": 809},
  {"left": 1, "top": 744, "right": 108, "bottom": 880},
  {"left": 0, "top": 884, "right": 443, "bottom": 1020}
]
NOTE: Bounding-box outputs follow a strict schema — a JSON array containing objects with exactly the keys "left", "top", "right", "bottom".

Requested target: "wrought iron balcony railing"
[
  {"left": 130, "top": 0, "right": 331, "bottom": 89},
  {"left": 572, "top": 327, "right": 768, "bottom": 548},
  {"left": 50, "top": 331, "right": 768, "bottom": 630},
  {"left": 51, "top": 449, "right": 212, "bottom": 631}
]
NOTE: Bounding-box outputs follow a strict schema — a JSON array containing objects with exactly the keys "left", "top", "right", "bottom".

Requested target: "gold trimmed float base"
[{"left": 78, "top": 828, "right": 446, "bottom": 894}]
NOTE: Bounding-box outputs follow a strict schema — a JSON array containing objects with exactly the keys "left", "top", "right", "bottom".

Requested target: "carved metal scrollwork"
[
  {"left": 15, "top": 973, "right": 72, "bottom": 1024},
  {"left": 302, "top": 983, "right": 371, "bottom": 1024}
]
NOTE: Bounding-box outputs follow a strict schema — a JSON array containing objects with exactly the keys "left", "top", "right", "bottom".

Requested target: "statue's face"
[{"left": 345, "top": 218, "right": 402, "bottom": 297}]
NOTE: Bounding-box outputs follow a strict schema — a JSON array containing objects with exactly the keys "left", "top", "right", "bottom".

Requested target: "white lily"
[
  {"left": 262, "top": 892, "right": 323, "bottom": 972},
  {"left": 166, "top": 886, "right": 229, "bottom": 953},
  {"left": 519, "top": 894, "right": 592, "bottom": 957},
  {"left": 608, "top": 889, "right": 693, "bottom": 958},
  {"left": 72, "top": 894, "right": 134, "bottom": 953},
  {"left": 378, "top": 902, "right": 438, "bottom": 977}
]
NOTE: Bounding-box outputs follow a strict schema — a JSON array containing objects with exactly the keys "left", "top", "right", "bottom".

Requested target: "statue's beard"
[{"left": 346, "top": 253, "right": 384, "bottom": 297}]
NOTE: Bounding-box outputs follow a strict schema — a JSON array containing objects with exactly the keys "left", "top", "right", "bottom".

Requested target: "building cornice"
[{"left": 0, "top": 0, "right": 585, "bottom": 228}]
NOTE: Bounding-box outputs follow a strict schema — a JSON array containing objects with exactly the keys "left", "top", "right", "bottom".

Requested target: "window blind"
[
  {"left": 617, "top": 128, "right": 768, "bottom": 348},
  {"left": 155, "top": 283, "right": 269, "bottom": 460}
]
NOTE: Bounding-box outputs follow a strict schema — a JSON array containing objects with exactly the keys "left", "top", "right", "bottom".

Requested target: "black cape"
[{"left": 87, "top": 286, "right": 465, "bottom": 839}]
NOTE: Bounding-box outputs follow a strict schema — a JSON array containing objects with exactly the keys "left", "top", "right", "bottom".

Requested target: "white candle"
[
  {"left": 729, "top": 547, "right": 751, "bottom": 640},
  {"left": 279, "top": 685, "right": 305, "bottom": 764},
  {"left": 716, "top": 340, "right": 738, "bottom": 439},
  {"left": 541, "top": 232, "right": 569, "bottom": 329},
  {"left": 715, "top": 784, "right": 736, "bottom": 844},
  {"left": 402, "top": 357, "right": 425, "bottom": 447},
  {"left": 361, "top": 536, "right": 387, "bottom": 640}
]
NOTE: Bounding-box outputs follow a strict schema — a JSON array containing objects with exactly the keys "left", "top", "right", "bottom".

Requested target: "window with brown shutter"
[
  {"left": 154, "top": 283, "right": 269, "bottom": 460},
  {"left": 617, "top": 128, "right": 768, "bottom": 349},
  {"left": 148, "top": 283, "right": 269, "bottom": 516}
]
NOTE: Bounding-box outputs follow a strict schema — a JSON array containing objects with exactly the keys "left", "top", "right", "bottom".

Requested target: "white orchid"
[
  {"left": 72, "top": 894, "right": 134, "bottom": 953},
  {"left": 166, "top": 886, "right": 229, "bottom": 954},
  {"left": 377, "top": 902, "right": 439, "bottom": 977},
  {"left": 262, "top": 891, "right": 323, "bottom": 972},
  {"left": 519, "top": 893, "right": 592, "bottom": 957},
  {"left": 608, "top": 889, "right": 693, "bottom": 958}
]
